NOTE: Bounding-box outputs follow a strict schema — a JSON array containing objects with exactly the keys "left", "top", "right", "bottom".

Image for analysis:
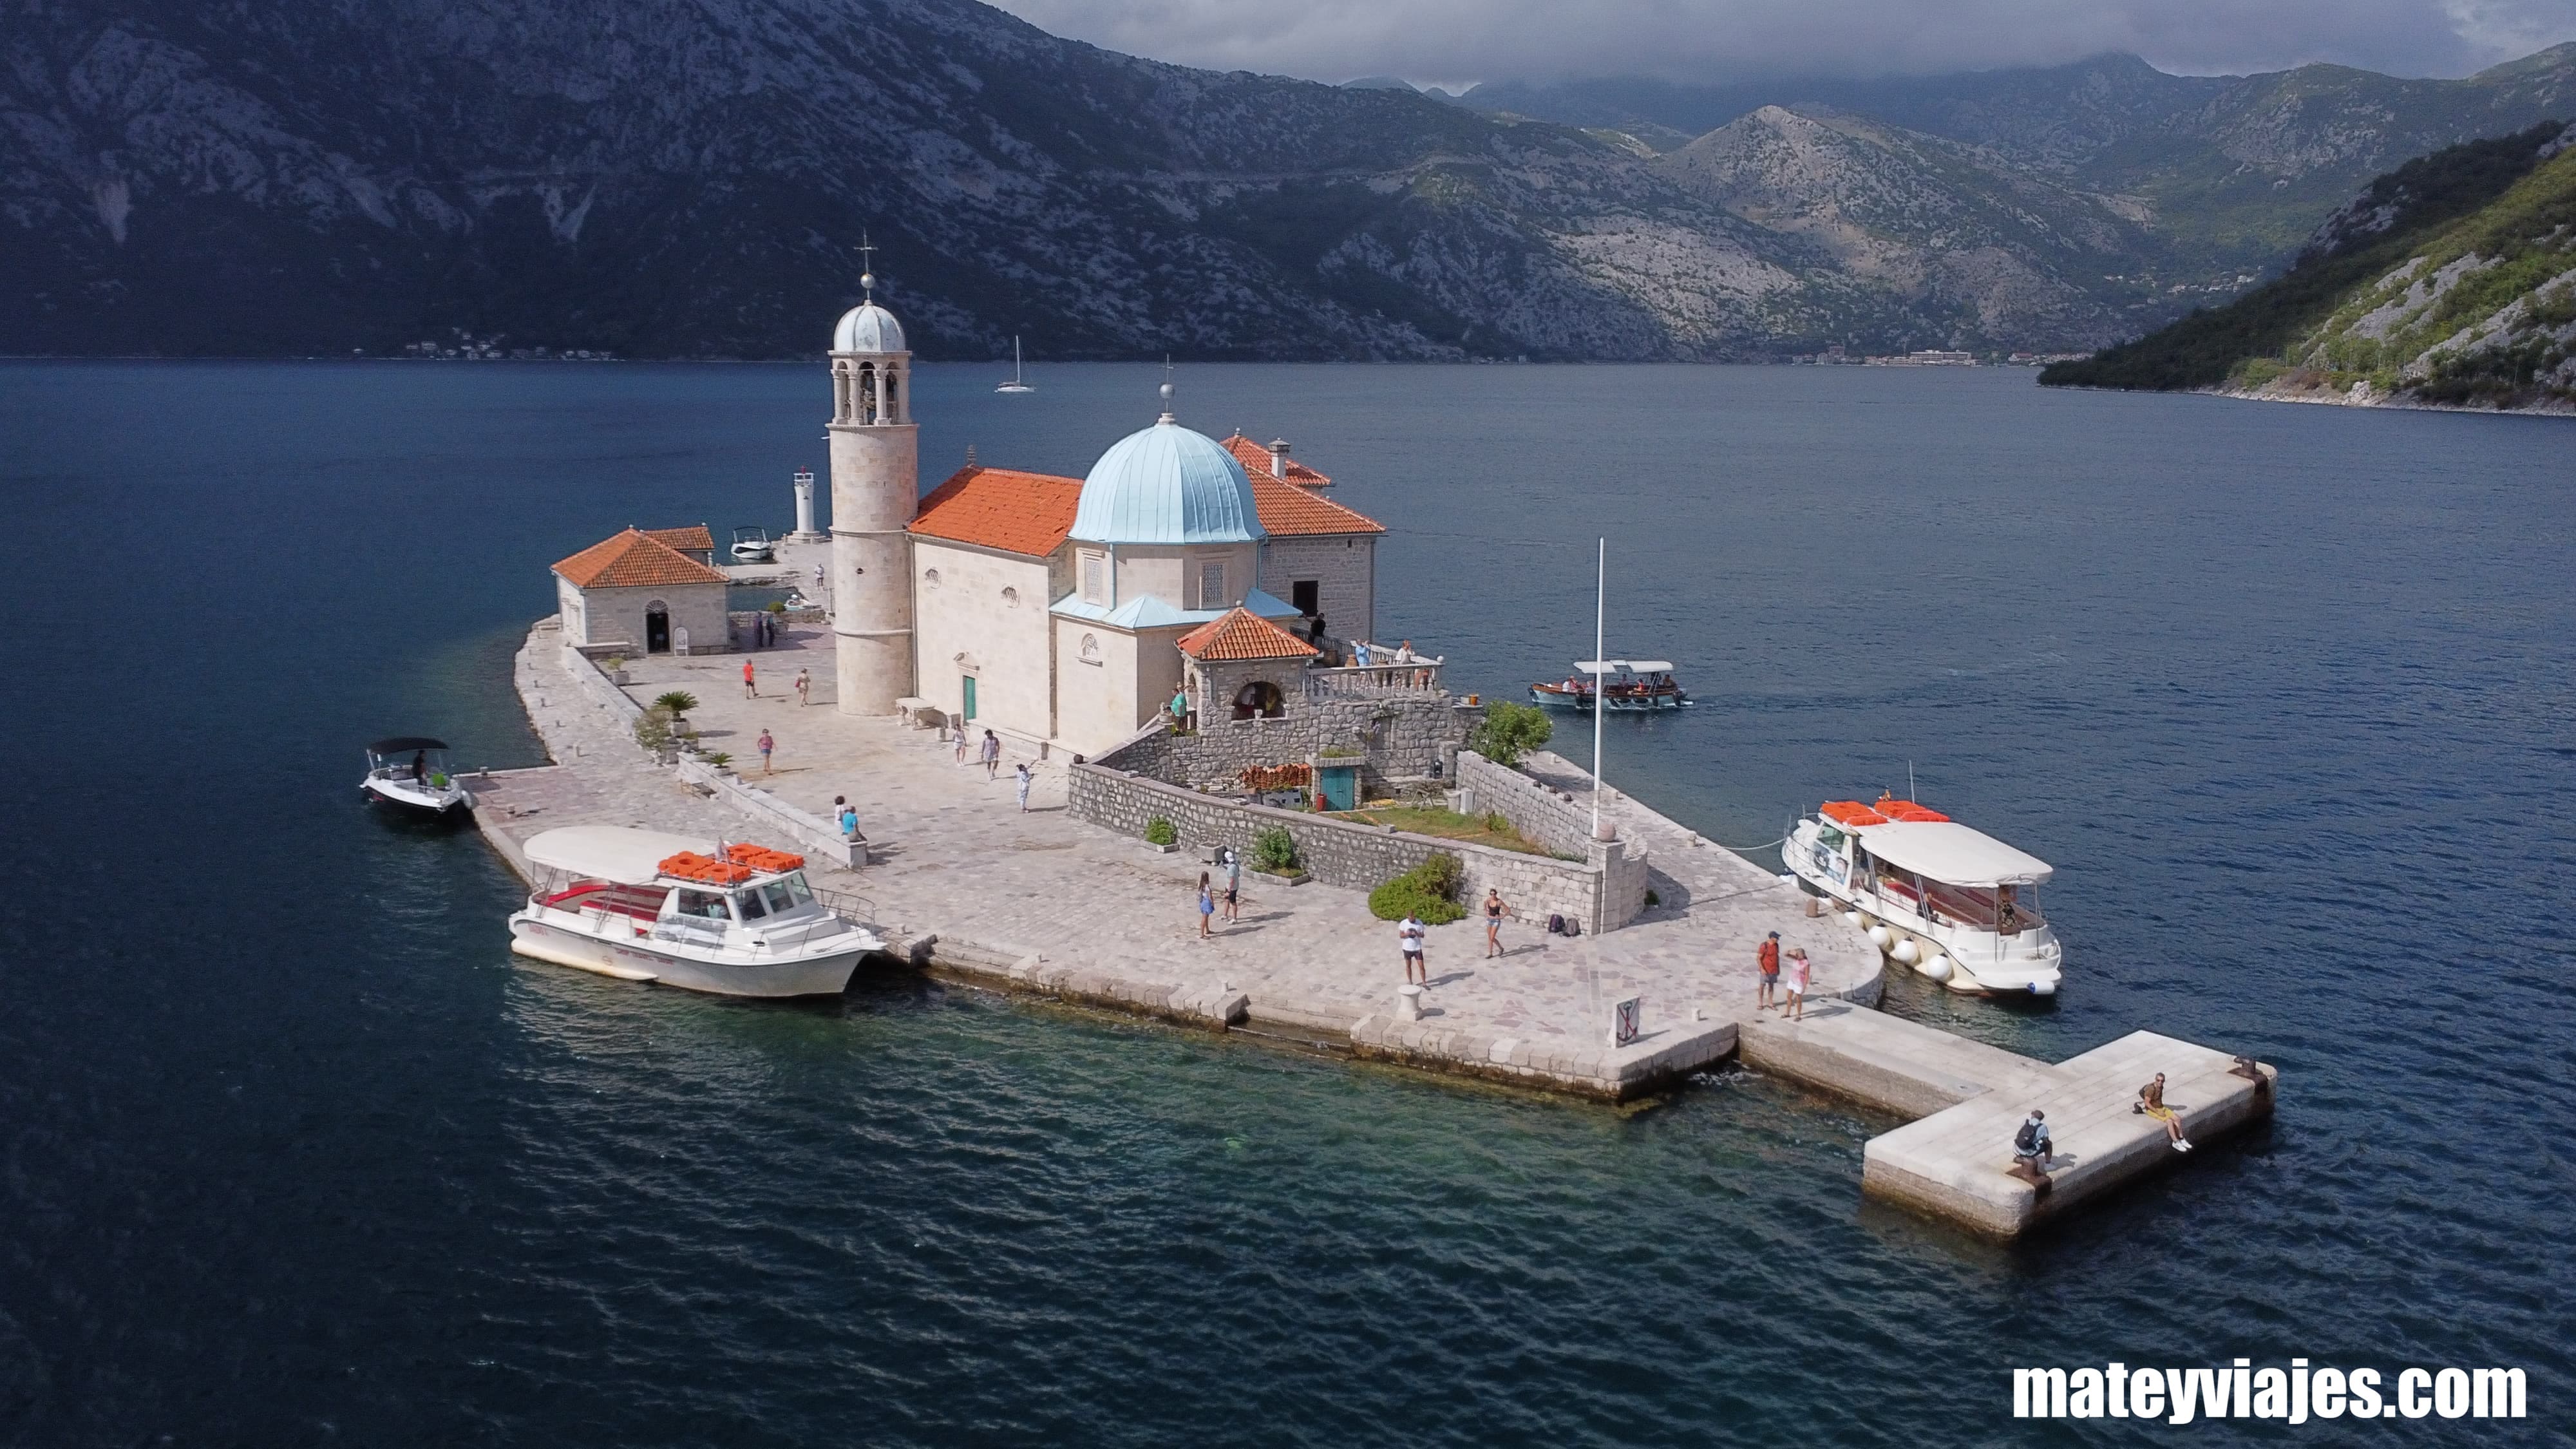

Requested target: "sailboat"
[{"left": 995, "top": 336, "right": 1033, "bottom": 393}]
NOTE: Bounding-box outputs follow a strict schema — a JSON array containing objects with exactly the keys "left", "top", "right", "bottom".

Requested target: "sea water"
[{"left": 1, "top": 360, "right": 2570, "bottom": 1445}]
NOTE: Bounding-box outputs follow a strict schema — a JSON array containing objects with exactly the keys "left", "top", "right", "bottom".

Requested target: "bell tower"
[{"left": 826, "top": 259, "right": 918, "bottom": 716}]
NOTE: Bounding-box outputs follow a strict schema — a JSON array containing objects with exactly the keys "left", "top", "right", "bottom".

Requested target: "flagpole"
[{"left": 1591, "top": 536, "right": 1605, "bottom": 840}]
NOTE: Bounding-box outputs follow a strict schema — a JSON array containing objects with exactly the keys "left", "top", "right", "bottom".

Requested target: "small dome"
[
  {"left": 1070, "top": 420, "right": 1265, "bottom": 545},
  {"left": 833, "top": 299, "right": 905, "bottom": 354}
]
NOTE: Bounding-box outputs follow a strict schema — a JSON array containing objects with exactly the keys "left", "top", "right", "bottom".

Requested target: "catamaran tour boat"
[
  {"left": 1529, "top": 659, "right": 1690, "bottom": 712},
  {"left": 1784, "top": 795, "right": 2063, "bottom": 996},
  {"left": 361, "top": 736, "right": 472, "bottom": 817},
  {"left": 507, "top": 826, "right": 883, "bottom": 998}
]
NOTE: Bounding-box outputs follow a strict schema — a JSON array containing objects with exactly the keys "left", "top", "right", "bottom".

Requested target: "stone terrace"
[{"left": 500, "top": 621, "right": 1879, "bottom": 1098}]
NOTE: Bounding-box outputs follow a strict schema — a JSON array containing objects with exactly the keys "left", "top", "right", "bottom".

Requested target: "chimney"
[{"left": 1268, "top": 438, "right": 1291, "bottom": 479}]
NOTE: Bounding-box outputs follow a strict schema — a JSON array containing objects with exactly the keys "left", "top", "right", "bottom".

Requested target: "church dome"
[
  {"left": 833, "top": 299, "right": 905, "bottom": 354},
  {"left": 1070, "top": 407, "right": 1265, "bottom": 546}
]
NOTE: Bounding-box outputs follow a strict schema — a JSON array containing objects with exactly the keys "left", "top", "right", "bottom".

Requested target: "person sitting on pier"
[
  {"left": 2138, "top": 1072, "right": 2193, "bottom": 1152},
  {"left": 2011, "top": 1110, "right": 2052, "bottom": 1182}
]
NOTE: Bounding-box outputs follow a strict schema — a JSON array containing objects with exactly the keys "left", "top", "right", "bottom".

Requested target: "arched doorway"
[
  {"left": 645, "top": 601, "right": 671, "bottom": 653},
  {"left": 1233, "top": 681, "right": 1285, "bottom": 719}
]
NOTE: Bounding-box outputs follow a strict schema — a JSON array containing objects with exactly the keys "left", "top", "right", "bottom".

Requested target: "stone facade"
[
  {"left": 1258, "top": 534, "right": 1376, "bottom": 644},
  {"left": 1454, "top": 749, "right": 1595, "bottom": 858},
  {"left": 557, "top": 574, "right": 730, "bottom": 656},
  {"left": 1102, "top": 692, "right": 1473, "bottom": 795},
  {"left": 1068, "top": 762, "right": 1640, "bottom": 933},
  {"left": 910, "top": 536, "right": 1066, "bottom": 745}
]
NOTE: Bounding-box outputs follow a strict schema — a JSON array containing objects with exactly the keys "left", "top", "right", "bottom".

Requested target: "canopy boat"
[
  {"left": 1529, "top": 659, "right": 1690, "bottom": 712},
  {"left": 730, "top": 526, "right": 775, "bottom": 563},
  {"left": 507, "top": 826, "right": 883, "bottom": 998},
  {"left": 361, "top": 737, "right": 471, "bottom": 817},
  {"left": 995, "top": 335, "right": 1034, "bottom": 393},
  {"left": 1784, "top": 795, "right": 2062, "bottom": 996}
]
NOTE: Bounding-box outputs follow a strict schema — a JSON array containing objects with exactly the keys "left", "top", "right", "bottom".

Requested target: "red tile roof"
[
  {"left": 1249, "top": 474, "right": 1384, "bottom": 536},
  {"left": 1177, "top": 607, "right": 1321, "bottom": 661},
  {"left": 639, "top": 524, "right": 714, "bottom": 554},
  {"left": 909, "top": 466, "right": 1084, "bottom": 557},
  {"left": 553, "top": 529, "right": 730, "bottom": 589},
  {"left": 1222, "top": 433, "right": 1332, "bottom": 488}
]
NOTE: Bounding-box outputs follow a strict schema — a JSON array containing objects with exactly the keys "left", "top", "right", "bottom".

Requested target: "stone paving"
[{"left": 493, "top": 618, "right": 1879, "bottom": 1095}]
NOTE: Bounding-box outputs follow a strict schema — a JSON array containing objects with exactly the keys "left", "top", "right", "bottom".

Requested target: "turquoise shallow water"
[{"left": 1, "top": 360, "right": 2571, "bottom": 1444}]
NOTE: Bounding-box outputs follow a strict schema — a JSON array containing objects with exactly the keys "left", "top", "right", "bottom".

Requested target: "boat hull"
[
  {"left": 507, "top": 913, "right": 868, "bottom": 998},
  {"left": 1527, "top": 688, "right": 1690, "bottom": 711},
  {"left": 1784, "top": 821, "right": 2062, "bottom": 996},
  {"left": 362, "top": 778, "right": 471, "bottom": 817}
]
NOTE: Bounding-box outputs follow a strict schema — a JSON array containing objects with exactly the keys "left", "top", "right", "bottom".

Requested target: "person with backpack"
[
  {"left": 1756, "top": 931, "right": 1781, "bottom": 1010},
  {"left": 2012, "top": 1110, "right": 2052, "bottom": 1182}
]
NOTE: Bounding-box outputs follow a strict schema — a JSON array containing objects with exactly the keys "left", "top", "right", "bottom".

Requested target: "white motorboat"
[
  {"left": 1529, "top": 659, "right": 1690, "bottom": 711},
  {"left": 507, "top": 826, "right": 883, "bottom": 998},
  {"left": 995, "top": 335, "right": 1033, "bottom": 393},
  {"left": 1785, "top": 795, "right": 2063, "bottom": 996},
  {"left": 361, "top": 736, "right": 472, "bottom": 817},
  {"left": 730, "top": 526, "right": 775, "bottom": 562}
]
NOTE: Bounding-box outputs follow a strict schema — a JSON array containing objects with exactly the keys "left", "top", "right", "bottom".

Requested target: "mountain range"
[
  {"left": 5, "top": 1, "right": 2573, "bottom": 361},
  {"left": 2040, "top": 123, "right": 2576, "bottom": 411}
]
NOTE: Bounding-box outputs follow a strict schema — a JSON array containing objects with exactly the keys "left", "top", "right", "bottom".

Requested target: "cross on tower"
[{"left": 857, "top": 231, "right": 876, "bottom": 298}]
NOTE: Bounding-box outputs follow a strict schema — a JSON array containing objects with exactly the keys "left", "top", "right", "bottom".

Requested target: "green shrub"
[
  {"left": 634, "top": 706, "right": 674, "bottom": 753},
  {"left": 1368, "top": 851, "right": 1467, "bottom": 923},
  {"left": 1251, "top": 826, "right": 1298, "bottom": 872},
  {"left": 1469, "top": 701, "right": 1553, "bottom": 768},
  {"left": 767, "top": 600, "right": 788, "bottom": 614},
  {"left": 1144, "top": 817, "right": 1178, "bottom": 847},
  {"left": 652, "top": 690, "right": 700, "bottom": 723}
]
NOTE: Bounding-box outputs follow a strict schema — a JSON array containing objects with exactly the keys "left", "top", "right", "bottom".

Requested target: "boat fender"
[
  {"left": 1865, "top": 925, "right": 1894, "bottom": 952},
  {"left": 1890, "top": 938, "right": 1920, "bottom": 967},
  {"left": 1919, "top": 954, "right": 1953, "bottom": 982}
]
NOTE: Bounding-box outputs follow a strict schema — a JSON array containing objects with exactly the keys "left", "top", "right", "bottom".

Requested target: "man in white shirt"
[{"left": 1399, "top": 913, "right": 1427, "bottom": 984}]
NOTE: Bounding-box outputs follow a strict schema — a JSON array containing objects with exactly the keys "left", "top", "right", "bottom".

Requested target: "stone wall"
[
  {"left": 1103, "top": 691, "right": 1472, "bottom": 794},
  {"left": 1068, "top": 762, "right": 1633, "bottom": 932},
  {"left": 1454, "top": 749, "right": 1595, "bottom": 858},
  {"left": 1258, "top": 534, "right": 1376, "bottom": 646}
]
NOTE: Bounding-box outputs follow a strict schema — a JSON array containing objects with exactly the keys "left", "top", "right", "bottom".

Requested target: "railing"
[{"left": 1306, "top": 654, "right": 1444, "bottom": 697}]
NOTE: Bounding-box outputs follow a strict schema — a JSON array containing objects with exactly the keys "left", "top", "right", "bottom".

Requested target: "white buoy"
[
  {"left": 1866, "top": 925, "right": 1894, "bottom": 952},
  {"left": 1841, "top": 909, "right": 1865, "bottom": 927},
  {"left": 1919, "top": 953, "right": 1953, "bottom": 983},
  {"left": 1890, "top": 938, "right": 1921, "bottom": 967}
]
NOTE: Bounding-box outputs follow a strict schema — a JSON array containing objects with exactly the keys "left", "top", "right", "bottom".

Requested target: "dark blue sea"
[{"left": 3, "top": 359, "right": 2570, "bottom": 1446}]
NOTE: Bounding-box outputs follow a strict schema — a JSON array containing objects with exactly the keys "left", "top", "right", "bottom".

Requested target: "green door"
[
  {"left": 1318, "top": 762, "right": 1358, "bottom": 811},
  {"left": 961, "top": 675, "right": 978, "bottom": 721}
]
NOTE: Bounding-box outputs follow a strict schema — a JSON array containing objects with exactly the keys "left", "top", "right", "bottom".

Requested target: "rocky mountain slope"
[{"left": 2040, "top": 124, "right": 2576, "bottom": 411}]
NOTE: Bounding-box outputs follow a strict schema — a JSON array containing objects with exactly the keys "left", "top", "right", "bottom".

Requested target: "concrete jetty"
[{"left": 473, "top": 618, "right": 2276, "bottom": 1238}]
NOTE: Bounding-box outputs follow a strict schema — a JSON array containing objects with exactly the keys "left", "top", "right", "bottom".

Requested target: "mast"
[{"left": 1591, "top": 536, "right": 1605, "bottom": 840}]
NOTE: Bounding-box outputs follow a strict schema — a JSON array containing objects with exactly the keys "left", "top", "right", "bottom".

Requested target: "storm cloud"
[{"left": 985, "top": 0, "right": 2576, "bottom": 87}]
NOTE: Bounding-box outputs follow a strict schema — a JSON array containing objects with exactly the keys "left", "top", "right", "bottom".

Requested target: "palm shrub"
[
  {"left": 1368, "top": 851, "right": 1466, "bottom": 923},
  {"left": 1469, "top": 701, "right": 1552, "bottom": 768},
  {"left": 1144, "top": 817, "right": 1178, "bottom": 847},
  {"left": 1251, "top": 826, "right": 1298, "bottom": 873},
  {"left": 652, "top": 691, "right": 700, "bottom": 726}
]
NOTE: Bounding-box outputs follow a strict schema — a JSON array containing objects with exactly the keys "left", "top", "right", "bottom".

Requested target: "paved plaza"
[{"left": 493, "top": 618, "right": 1877, "bottom": 1091}]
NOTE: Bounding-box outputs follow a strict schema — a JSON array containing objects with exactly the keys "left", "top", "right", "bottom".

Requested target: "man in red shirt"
[{"left": 1756, "top": 931, "right": 1781, "bottom": 1011}]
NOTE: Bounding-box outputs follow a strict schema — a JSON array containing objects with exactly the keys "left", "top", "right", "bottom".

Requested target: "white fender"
[
  {"left": 1890, "top": 938, "right": 1921, "bottom": 966},
  {"left": 1918, "top": 952, "right": 1953, "bottom": 983},
  {"left": 1866, "top": 925, "right": 1894, "bottom": 952}
]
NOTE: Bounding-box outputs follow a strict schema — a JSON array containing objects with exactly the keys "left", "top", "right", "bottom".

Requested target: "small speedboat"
[
  {"left": 730, "top": 526, "right": 775, "bottom": 562},
  {"left": 507, "top": 826, "right": 882, "bottom": 998},
  {"left": 995, "top": 334, "right": 1034, "bottom": 393},
  {"left": 1784, "top": 794, "right": 2062, "bottom": 996},
  {"left": 361, "top": 737, "right": 472, "bottom": 817},
  {"left": 1529, "top": 659, "right": 1690, "bottom": 711}
]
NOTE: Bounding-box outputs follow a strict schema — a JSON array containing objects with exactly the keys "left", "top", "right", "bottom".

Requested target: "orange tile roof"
[
  {"left": 1222, "top": 433, "right": 1332, "bottom": 488},
  {"left": 909, "top": 466, "right": 1084, "bottom": 557},
  {"left": 1177, "top": 607, "right": 1321, "bottom": 661},
  {"left": 553, "top": 528, "right": 730, "bottom": 589},
  {"left": 1249, "top": 473, "right": 1385, "bottom": 536},
  {"left": 639, "top": 524, "right": 714, "bottom": 553}
]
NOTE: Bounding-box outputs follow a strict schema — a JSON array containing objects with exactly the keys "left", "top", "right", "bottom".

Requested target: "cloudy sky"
[{"left": 986, "top": 0, "right": 2576, "bottom": 89}]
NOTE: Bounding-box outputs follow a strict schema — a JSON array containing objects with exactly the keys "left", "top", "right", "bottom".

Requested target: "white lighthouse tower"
[{"left": 826, "top": 263, "right": 918, "bottom": 715}]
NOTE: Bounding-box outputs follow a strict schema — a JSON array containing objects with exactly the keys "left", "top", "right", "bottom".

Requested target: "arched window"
[
  {"left": 857, "top": 362, "right": 878, "bottom": 424},
  {"left": 922, "top": 567, "right": 941, "bottom": 589},
  {"left": 1233, "top": 680, "right": 1285, "bottom": 720},
  {"left": 1001, "top": 586, "right": 1019, "bottom": 607},
  {"left": 1079, "top": 634, "right": 1100, "bottom": 662}
]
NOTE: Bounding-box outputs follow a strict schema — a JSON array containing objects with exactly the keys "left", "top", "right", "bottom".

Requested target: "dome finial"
[
  {"left": 858, "top": 229, "right": 876, "bottom": 299},
  {"left": 1158, "top": 355, "right": 1176, "bottom": 424}
]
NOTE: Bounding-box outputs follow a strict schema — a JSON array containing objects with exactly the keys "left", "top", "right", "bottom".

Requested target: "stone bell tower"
[{"left": 826, "top": 265, "right": 918, "bottom": 715}]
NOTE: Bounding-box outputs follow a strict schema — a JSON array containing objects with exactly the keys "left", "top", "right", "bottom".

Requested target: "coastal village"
[{"left": 467, "top": 274, "right": 2278, "bottom": 1240}]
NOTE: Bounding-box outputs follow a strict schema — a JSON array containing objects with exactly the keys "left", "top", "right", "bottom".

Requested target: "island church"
[{"left": 821, "top": 275, "right": 1391, "bottom": 757}]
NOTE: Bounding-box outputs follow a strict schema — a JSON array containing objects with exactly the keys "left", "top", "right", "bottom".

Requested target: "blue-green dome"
[{"left": 1069, "top": 418, "right": 1265, "bottom": 545}]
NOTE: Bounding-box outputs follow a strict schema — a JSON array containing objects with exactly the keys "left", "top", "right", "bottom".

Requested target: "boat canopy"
[
  {"left": 1574, "top": 659, "right": 1674, "bottom": 674},
  {"left": 1853, "top": 820, "right": 2052, "bottom": 888},
  {"left": 368, "top": 736, "right": 449, "bottom": 754},
  {"left": 525, "top": 826, "right": 718, "bottom": 886}
]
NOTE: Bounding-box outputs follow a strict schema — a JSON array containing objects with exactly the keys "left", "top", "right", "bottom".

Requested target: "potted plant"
[
  {"left": 603, "top": 654, "right": 630, "bottom": 685},
  {"left": 701, "top": 750, "right": 735, "bottom": 777},
  {"left": 653, "top": 690, "right": 700, "bottom": 732},
  {"left": 1143, "top": 817, "right": 1179, "bottom": 853},
  {"left": 1251, "top": 826, "right": 1308, "bottom": 885}
]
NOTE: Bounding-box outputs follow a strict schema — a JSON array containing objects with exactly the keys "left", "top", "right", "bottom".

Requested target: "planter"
[
  {"left": 1145, "top": 842, "right": 1179, "bottom": 855},
  {"left": 1257, "top": 869, "right": 1311, "bottom": 887}
]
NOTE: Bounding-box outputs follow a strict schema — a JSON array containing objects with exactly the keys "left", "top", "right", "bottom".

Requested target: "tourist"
[
  {"left": 2139, "top": 1072, "right": 2193, "bottom": 1151},
  {"left": 812, "top": 563, "right": 824, "bottom": 589},
  {"left": 1197, "top": 872, "right": 1215, "bottom": 939},
  {"left": 980, "top": 728, "right": 1001, "bottom": 779},
  {"left": 742, "top": 659, "right": 757, "bottom": 698},
  {"left": 756, "top": 728, "right": 775, "bottom": 773},
  {"left": 833, "top": 795, "right": 857, "bottom": 840},
  {"left": 794, "top": 668, "right": 811, "bottom": 707},
  {"left": 409, "top": 750, "right": 429, "bottom": 788},
  {"left": 1483, "top": 888, "right": 1516, "bottom": 958},
  {"left": 1784, "top": 947, "right": 1810, "bottom": 1020},
  {"left": 1014, "top": 762, "right": 1032, "bottom": 812},
  {"left": 2012, "top": 1110, "right": 2052, "bottom": 1180},
  {"left": 1169, "top": 686, "right": 1188, "bottom": 733},
  {"left": 1398, "top": 912, "right": 1428, "bottom": 984},
  {"left": 953, "top": 721, "right": 969, "bottom": 765},
  {"left": 1353, "top": 639, "right": 1371, "bottom": 669},
  {"left": 1221, "top": 847, "right": 1242, "bottom": 923},
  {"left": 1756, "top": 931, "right": 1781, "bottom": 1010}
]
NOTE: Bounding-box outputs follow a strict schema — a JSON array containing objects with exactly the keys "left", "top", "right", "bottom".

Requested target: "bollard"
[
  {"left": 1804, "top": 894, "right": 1822, "bottom": 918},
  {"left": 1396, "top": 984, "right": 1423, "bottom": 1021}
]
